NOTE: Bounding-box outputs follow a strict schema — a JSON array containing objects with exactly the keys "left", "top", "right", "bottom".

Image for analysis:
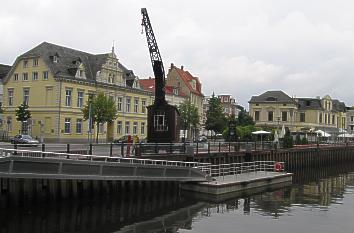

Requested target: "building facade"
[
  {"left": 165, "top": 64, "right": 204, "bottom": 131},
  {"left": 249, "top": 91, "right": 347, "bottom": 133},
  {"left": 2, "top": 42, "right": 153, "bottom": 142},
  {"left": 139, "top": 78, "right": 187, "bottom": 107}
]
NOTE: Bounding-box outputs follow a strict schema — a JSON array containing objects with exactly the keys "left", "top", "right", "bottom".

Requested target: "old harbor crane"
[{"left": 141, "top": 8, "right": 180, "bottom": 143}]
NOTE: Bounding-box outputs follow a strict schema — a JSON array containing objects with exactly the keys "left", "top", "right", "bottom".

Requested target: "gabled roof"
[
  {"left": 332, "top": 99, "right": 346, "bottom": 112},
  {"left": 296, "top": 98, "right": 323, "bottom": 110},
  {"left": 4, "top": 42, "right": 138, "bottom": 84},
  {"left": 172, "top": 66, "right": 203, "bottom": 96},
  {"left": 0, "top": 64, "right": 11, "bottom": 80},
  {"left": 249, "top": 90, "right": 296, "bottom": 104},
  {"left": 139, "top": 78, "right": 187, "bottom": 97}
]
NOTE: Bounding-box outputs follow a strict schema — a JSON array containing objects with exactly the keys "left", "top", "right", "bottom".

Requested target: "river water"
[{"left": 1, "top": 164, "right": 354, "bottom": 233}]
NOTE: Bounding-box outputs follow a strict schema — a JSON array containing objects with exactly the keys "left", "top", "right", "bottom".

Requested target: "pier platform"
[{"left": 181, "top": 171, "right": 292, "bottom": 201}]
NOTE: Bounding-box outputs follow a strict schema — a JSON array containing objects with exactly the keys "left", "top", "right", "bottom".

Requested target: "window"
[
  {"left": 325, "top": 114, "right": 328, "bottom": 124},
  {"left": 141, "top": 122, "right": 145, "bottom": 135},
  {"left": 65, "top": 89, "right": 72, "bottom": 106},
  {"left": 23, "top": 88, "right": 30, "bottom": 105},
  {"left": 125, "top": 121, "right": 130, "bottom": 134},
  {"left": 53, "top": 55, "right": 58, "bottom": 63},
  {"left": 117, "top": 97, "right": 122, "bottom": 111},
  {"left": 319, "top": 113, "right": 323, "bottom": 124},
  {"left": 300, "top": 113, "right": 306, "bottom": 122},
  {"left": 281, "top": 111, "right": 287, "bottom": 122},
  {"left": 43, "top": 71, "right": 49, "bottom": 80},
  {"left": 32, "top": 72, "right": 38, "bottom": 81},
  {"left": 332, "top": 115, "right": 335, "bottom": 125},
  {"left": 23, "top": 60, "right": 28, "bottom": 68},
  {"left": 141, "top": 99, "right": 146, "bottom": 113},
  {"left": 117, "top": 121, "right": 122, "bottom": 134},
  {"left": 13, "top": 73, "right": 18, "bottom": 81},
  {"left": 76, "top": 119, "right": 82, "bottom": 134},
  {"left": 77, "top": 91, "right": 84, "bottom": 107},
  {"left": 22, "top": 73, "right": 28, "bottom": 81},
  {"left": 134, "top": 98, "right": 139, "bottom": 113},
  {"left": 268, "top": 111, "right": 273, "bottom": 121},
  {"left": 8, "top": 89, "right": 14, "bottom": 106},
  {"left": 133, "top": 122, "right": 138, "bottom": 134},
  {"left": 33, "top": 59, "right": 38, "bottom": 67},
  {"left": 173, "top": 88, "right": 179, "bottom": 95},
  {"left": 254, "top": 111, "right": 260, "bottom": 121},
  {"left": 79, "top": 70, "right": 84, "bottom": 77},
  {"left": 64, "top": 118, "right": 71, "bottom": 133},
  {"left": 126, "top": 97, "right": 131, "bottom": 112},
  {"left": 154, "top": 111, "right": 168, "bottom": 131},
  {"left": 351, "top": 116, "right": 354, "bottom": 122}
]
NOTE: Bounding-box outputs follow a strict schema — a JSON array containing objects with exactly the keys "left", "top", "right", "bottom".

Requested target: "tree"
[
  {"left": 205, "top": 93, "right": 227, "bottom": 138},
  {"left": 15, "top": 103, "right": 31, "bottom": 134},
  {"left": 82, "top": 92, "right": 117, "bottom": 143},
  {"left": 236, "top": 108, "right": 255, "bottom": 126},
  {"left": 178, "top": 100, "right": 199, "bottom": 141}
]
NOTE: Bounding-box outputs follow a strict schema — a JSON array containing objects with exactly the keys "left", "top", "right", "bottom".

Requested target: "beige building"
[
  {"left": 2, "top": 42, "right": 153, "bottom": 142},
  {"left": 249, "top": 91, "right": 346, "bottom": 133}
]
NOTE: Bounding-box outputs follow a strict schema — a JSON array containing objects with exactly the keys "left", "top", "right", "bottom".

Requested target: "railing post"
[
  {"left": 41, "top": 143, "right": 45, "bottom": 152},
  {"left": 14, "top": 143, "right": 17, "bottom": 155},
  {"left": 229, "top": 142, "right": 231, "bottom": 152},
  {"left": 110, "top": 143, "right": 113, "bottom": 157},
  {"left": 170, "top": 142, "right": 173, "bottom": 153},
  {"left": 208, "top": 142, "right": 210, "bottom": 155},
  {"left": 89, "top": 143, "right": 93, "bottom": 155},
  {"left": 218, "top": 142, "right": 221, "bottom": 152},
  {"left": 121, "top": 142, "right": 124, "bottom": 157},
  {"left": 66, "top": 144, "right": 70, "bottom": 153},
  {"left": 183, "top": 141, "right": 186, "bottom": 154},
  {"left": 196, "top": 141, "right": 199, "bottom": 155},
  {"left": 155, "top": 143, "right": 158, "bottom": 154}
]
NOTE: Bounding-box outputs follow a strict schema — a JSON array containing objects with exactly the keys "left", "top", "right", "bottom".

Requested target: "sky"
[{"left": 1, "top": 0, "right": 354, "bottom": 108}]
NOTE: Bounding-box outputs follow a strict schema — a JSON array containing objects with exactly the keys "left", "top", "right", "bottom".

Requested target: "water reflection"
[{"left": 2, "top": 163, "right": 354, "bottom": 233}]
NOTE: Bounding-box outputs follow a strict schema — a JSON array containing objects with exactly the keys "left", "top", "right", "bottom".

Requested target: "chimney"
[{"left": 181, "top": 65, "right": 184, "bottom": 70}]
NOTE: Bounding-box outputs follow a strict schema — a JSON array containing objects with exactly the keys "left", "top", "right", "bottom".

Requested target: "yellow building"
[
  {"left": 249, "top": 91, "right": 347, "bottom": 133},
  {"left": 2, "top": 42, "right": 153, "bottom": 142}
]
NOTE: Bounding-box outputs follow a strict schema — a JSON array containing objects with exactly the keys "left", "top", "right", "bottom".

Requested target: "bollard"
[
  {"left": 121, "top": 142, "right": 124, "bottom": 157},
  {"left": 41, "top": 144, "right": 45, "bottom": 152},
  {"left": 218, "top": 142, "right": 221, "bottom": 152},
  {"left": 66, "top": 144, "right": 70, "bottom": 159}
]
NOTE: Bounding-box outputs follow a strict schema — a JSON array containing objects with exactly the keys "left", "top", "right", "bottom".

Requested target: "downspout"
[{"left": 58, "top": 77, "right": 62, "bottom": 142}]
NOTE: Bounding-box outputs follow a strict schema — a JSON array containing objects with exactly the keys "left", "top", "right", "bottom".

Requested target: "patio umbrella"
[
  {"left": 279, "top": 124, "right": 286, "bottom": 138},
  {"left": 252, "top": 130, "right": 271, "bottom": 147},
  {"left": 337, "top": 133, "right": 354, "bottom": 138},
  {"left": 315, "top": 130, "right": 331, "bottom": 137}
]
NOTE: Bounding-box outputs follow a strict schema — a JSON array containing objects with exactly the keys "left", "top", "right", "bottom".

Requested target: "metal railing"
[
  {"left": 206, "top": 161, "right": 286, "bottom": 178},
  {"left": 0, "top": 147, "right": 211, "bottom": 171}
]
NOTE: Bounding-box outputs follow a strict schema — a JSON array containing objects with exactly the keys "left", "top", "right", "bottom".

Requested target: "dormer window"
[
  {"left": 173, "top": 88, "right": 179, "bottom": 95},
  {"left": 266, "top": 96, "right": 277, "bottom": 101},
  {"left": 79, "top": 70, "right": 84, "bottom": 77},
  {"left": 53, "top": 55, "right": 58, "bottom": 63}
]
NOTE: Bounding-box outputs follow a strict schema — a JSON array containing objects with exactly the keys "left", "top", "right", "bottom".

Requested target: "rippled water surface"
[{"left": 1, "top": 164, "right": 354, "bottom": 233}]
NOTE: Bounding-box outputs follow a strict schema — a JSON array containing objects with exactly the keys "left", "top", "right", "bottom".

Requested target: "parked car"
[
  {"left": 197, "top": 135, "right": 208, "bottom": 143},
  {"left": 113, "top": 135, "right": 140, "bottom": 144},
  {"left": 10, "top": 134, "right": 39, "bottom": 146}
]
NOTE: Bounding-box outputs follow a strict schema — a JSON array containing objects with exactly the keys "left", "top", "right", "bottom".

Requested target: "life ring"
[{"left": 274, "top": 162, "right": 284, "bottom": 172}]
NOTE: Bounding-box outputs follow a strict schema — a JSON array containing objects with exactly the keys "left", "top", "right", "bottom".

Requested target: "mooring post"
[{"left": 41, "top": 143, "right": 45, "bottom": 152}]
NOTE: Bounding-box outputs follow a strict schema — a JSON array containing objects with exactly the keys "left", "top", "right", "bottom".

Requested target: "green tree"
[
  {"left": 15, "top": 103, "right": 31, "bottom": 134},
  {"left": 205, "top": 93, "right": 227, "bottom": 138},
  {"left": 178, "top": 100, "right": 199, "bottom": 141},
  {"left": 82, "top": 92, "right": 117, "bottom": 143},
  {"left": 236, "top": 108, "right": 255, "bottom": 126}
]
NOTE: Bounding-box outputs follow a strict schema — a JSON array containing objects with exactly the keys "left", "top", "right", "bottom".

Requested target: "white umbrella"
[
  {"left": 274, "top": 131, "right": 279, "bottom": 143},
  {"left": 315, "top": 130, "right": 331, "bottom": 137},
  {"left": 279, "top": 124, "right": 286, "bottom": 138},
  {"left": 252, "top": 130, "right": 271, "bottom": 135}
]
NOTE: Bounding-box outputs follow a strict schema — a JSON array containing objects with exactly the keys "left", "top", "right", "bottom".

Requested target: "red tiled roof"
[
  {"left": 139, "top": 78, "right": 187, "bottom": 97},
  {"left": 174, "top": 67, "right": 203, "bottom": 96}
]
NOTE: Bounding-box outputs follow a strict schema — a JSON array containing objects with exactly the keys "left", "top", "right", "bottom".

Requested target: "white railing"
[{"left": 0, "top": 147, "right": 211, "bottom": 172}]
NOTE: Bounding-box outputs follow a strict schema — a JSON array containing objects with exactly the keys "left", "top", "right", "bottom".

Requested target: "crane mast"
[{"left": 141, "top": 8, "right": 166, "bottom": 105}]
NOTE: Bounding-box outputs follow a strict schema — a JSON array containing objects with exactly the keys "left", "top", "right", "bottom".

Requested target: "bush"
[
  {"left": 295, "top": 134, "right": 301, "bottom": 145},
  {"left": 301, "top": 137, "right": 308, "bottom": 144}
]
